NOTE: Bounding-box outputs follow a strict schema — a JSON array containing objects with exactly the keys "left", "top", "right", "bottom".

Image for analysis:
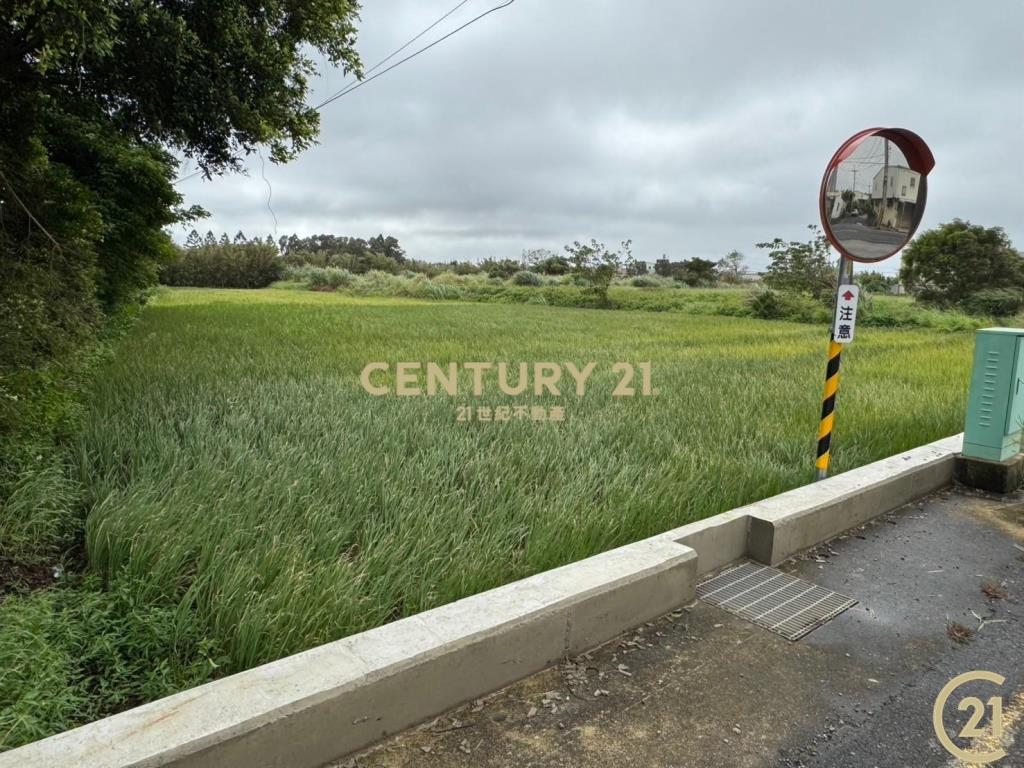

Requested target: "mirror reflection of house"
[{"left": 871, "top": 165, "right": 920, "bottom": 231}]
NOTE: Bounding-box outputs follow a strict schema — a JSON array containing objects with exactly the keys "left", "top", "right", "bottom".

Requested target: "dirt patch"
[
  {"left": 0, "top": 556, "right": 56, "bottom": 600},
  {"left": 957, "top": 496, "right": 1024, "bottom": 543}
]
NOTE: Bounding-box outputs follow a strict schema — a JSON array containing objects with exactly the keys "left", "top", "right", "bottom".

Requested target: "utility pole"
[{"left": 881, "top": 139, "right": 890, "bottom": 227}]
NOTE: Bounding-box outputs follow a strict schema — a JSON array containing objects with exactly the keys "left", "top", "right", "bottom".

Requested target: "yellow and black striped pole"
[
  {"left": 815, "top": 339, "right": 842, "bottom": 480},
  {"left": 815, "top": 256, "right": 852, "bottom": 481}
]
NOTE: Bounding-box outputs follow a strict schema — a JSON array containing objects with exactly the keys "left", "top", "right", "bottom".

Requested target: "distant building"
[{"left": 871, "top": 165, "right": 922, "bottom": 230}]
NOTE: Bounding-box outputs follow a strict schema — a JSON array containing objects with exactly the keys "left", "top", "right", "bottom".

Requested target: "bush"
[
  {"left": 512, "top": 270, "right": 542, "bottom": 286},
  {"left": 630, "top": 275, "right": 671, "bottom": 288},
  {"left": 747, "top": 289, "right": 830, "bottom": 323},
  {"left": 307, "top": 267, "right": 354, "bottom": 291},
  {"left": 748, "top": 288, "right": 783, "bottom": 319},
  {"left": 960, "top": 288, "right": 1024, "bottom": 317},
  {"left": 161, "top": 243, "right": 282, "bottom": 288},
  {"left": 480, "top": 258, "right": 521, "bottom": 279}
]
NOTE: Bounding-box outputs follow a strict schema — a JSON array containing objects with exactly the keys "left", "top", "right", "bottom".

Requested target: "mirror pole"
[{"left": 814, "top": 254, "right": 853, "bottom": 481}]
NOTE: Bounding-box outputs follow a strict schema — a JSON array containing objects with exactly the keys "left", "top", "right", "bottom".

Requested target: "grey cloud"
[{"left": 176, "top": 0, "right": 1024, "bottom": 274}]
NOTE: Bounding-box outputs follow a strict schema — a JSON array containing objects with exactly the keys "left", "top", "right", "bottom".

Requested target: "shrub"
[
  {"left": 480, "top": 258, "right": 521, "bottom": 279},
  {"left": 747, "top": 289, "right": 829, "bottom": 323},
  {"left": 630, "top": 275, "right": 668, "bottom": 288},
  {"left": 308, "top": 267, "right": 354, "bottom": 291},
  {"left": 960, "top": 288, "right": 1024, "bottom": 317},
  {"left": 748, "top": 288, "right": 783, "bottom": 319},
  {"left": 512, "top": 270, "right": 543, "bottom": 286},
  {"left": 161, "top": 244, "right": 282, "bottom": 289},
  {"left": 422, "top": 282, "right": 464, "bottom": 300}
]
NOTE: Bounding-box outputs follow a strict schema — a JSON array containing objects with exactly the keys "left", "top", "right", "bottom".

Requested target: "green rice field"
[{"left": 78, "top": 287, "right": 971, "bottom": 665}]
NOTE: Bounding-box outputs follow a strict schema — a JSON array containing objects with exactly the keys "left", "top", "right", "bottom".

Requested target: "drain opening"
[{"left": 696, "top": 561, "right": 857, "bottom": 641}]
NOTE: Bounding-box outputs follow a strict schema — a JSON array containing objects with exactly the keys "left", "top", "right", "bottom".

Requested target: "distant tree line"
[
  {"left": 168, "top": 231, "right": 758, "bottom": 299},
  {"left": 163, "top": 232, "right": 282, "bottom": 289}
]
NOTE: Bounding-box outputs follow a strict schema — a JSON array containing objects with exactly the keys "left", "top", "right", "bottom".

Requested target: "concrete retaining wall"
[
  {"left": 744, "top": 434, "right": 962, "bottom": 564},
  {"left": 0, "top": 433, "right": 963, "bottom": 768}
]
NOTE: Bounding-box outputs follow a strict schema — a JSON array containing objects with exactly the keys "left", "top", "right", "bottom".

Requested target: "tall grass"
[
  {"left": 1, "top": 287, "right": 975, "bottom": 748},
  {"left": 77, "top": 288, "right": 970, "bottom": 670}
]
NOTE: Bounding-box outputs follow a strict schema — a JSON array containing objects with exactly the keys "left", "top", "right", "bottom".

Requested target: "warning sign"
[{"left": 833, "top": 285, "right": 859, "bottom": 344}]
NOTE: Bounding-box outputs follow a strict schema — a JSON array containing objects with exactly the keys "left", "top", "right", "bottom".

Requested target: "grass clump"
[{"left": 0, "top": 573, "right": 224, "bottom": 750}]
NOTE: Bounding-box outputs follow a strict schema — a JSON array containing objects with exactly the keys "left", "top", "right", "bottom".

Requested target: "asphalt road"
[
  {"left": 829, "top": 220, "right": 908, "bottom": 246},
  {"left": 337, "top": 487, "right": 1023, "bottom": 768}
]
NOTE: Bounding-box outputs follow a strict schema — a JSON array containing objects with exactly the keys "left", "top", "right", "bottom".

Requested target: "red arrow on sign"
[{"left": 841, "top": 290, "right": 855, "bottom": 301}]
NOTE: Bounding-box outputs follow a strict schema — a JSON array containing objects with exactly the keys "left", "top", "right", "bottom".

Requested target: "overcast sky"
[{"left": 174, "top": 1, "right": 1024, "bottom": 275}]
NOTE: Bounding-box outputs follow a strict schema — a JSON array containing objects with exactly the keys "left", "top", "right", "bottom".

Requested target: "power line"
[
  {"left": 315, "top": 0, "right": 474, "bottom": 108},
  {"left": 173, "top": 0, "right": 514, "bottom": 185},
  {"left": 315, "top": 0, "right": 514, "bottom": 109}
]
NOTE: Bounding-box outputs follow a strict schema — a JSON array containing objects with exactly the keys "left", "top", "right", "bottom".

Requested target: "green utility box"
[{"left": 963, "top": 328, "right": 1024, "bottom": 461}]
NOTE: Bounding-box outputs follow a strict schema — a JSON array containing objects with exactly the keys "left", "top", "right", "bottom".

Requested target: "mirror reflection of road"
[{"left": 830, "top": 218, "right": 908, "bottom": 260}]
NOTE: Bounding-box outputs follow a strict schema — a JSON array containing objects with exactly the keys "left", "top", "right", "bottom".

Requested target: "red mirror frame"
[{"left": 819, "top": 127, "right": 935, "bottom": 263}]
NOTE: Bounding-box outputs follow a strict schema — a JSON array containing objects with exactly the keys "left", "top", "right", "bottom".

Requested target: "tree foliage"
[
  {"left": 758, "top": 225, "right": 837, "bottom": 300},
  {"left": 857, "top": 270, "right": 896, "bottom": 294},
  {"left": 674, "top": 257, "right": 718, "bottom": 287},
  {"left": 564, "top": 239, "right": 632, "bottom": 307},
  {"left": 716, "top": 250, "right": 745, "bottom": 284},
  {"left": 899, "top": 220, "right": 1023, "bottom": 306},
  {"left": 278, "top": 233, "right": 407, "bottom": 273},
  {"left": 162, "top": 235, "right": 283, "bottom": 289},
  {"left": 1, "top": 1, "right": 362, "bottom": 512}
]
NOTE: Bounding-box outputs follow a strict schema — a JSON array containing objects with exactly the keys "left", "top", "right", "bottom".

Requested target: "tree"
[
  {"left": 2, "top": 2, "right": 363, "bottom": 514},
  {"left": 674, "top": 258, "right": 718, "bottom": 287},
  {"left": 564, "top": 239, "right": 632, "bottom": 307},
  {"left": 899, "top": 220, "right": 1023, "bottom": 306},
  {"left": 480, "top": 258, "right": 521, "bottom": 279},
  {"left": 625, "top": 259, "right": 649, "bottom": 277},
  {"left": 368, "top": 234, "right": 406, "bottom": 263},
  {"left": 278, "top": 233, "right": 407, "bottom": 273},
  {"left": 716, "top": 250, "right": 745, "bottom": 284},
  {"left": 857, "top": 270, "right": 895, "bottom": 294},
  {"left": 654, "top": 256, "right": 673, "bottom": 278},
  {"left": 3, "top": 2, "right": 362, "bottom": 174},
  {"left": 523, "top": 248, "right": 570, "bottom": 275},
  {"left": 758, "top": 225, "right": 837, "bottom": 300}
]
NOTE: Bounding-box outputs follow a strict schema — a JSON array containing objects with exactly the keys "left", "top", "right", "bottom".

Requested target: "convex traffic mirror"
[{"left": 820, "top": 128, "right": 935, "bottom": 263}]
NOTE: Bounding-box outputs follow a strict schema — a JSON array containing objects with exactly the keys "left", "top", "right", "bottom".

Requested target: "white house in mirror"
[{"left": 871, "top": 165, "right": 921, "bottom": 231}]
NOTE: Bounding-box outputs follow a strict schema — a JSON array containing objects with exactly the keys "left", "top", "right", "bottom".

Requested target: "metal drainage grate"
[{"left": 696, "top": 562, "right": 857, "bottom": 641}]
